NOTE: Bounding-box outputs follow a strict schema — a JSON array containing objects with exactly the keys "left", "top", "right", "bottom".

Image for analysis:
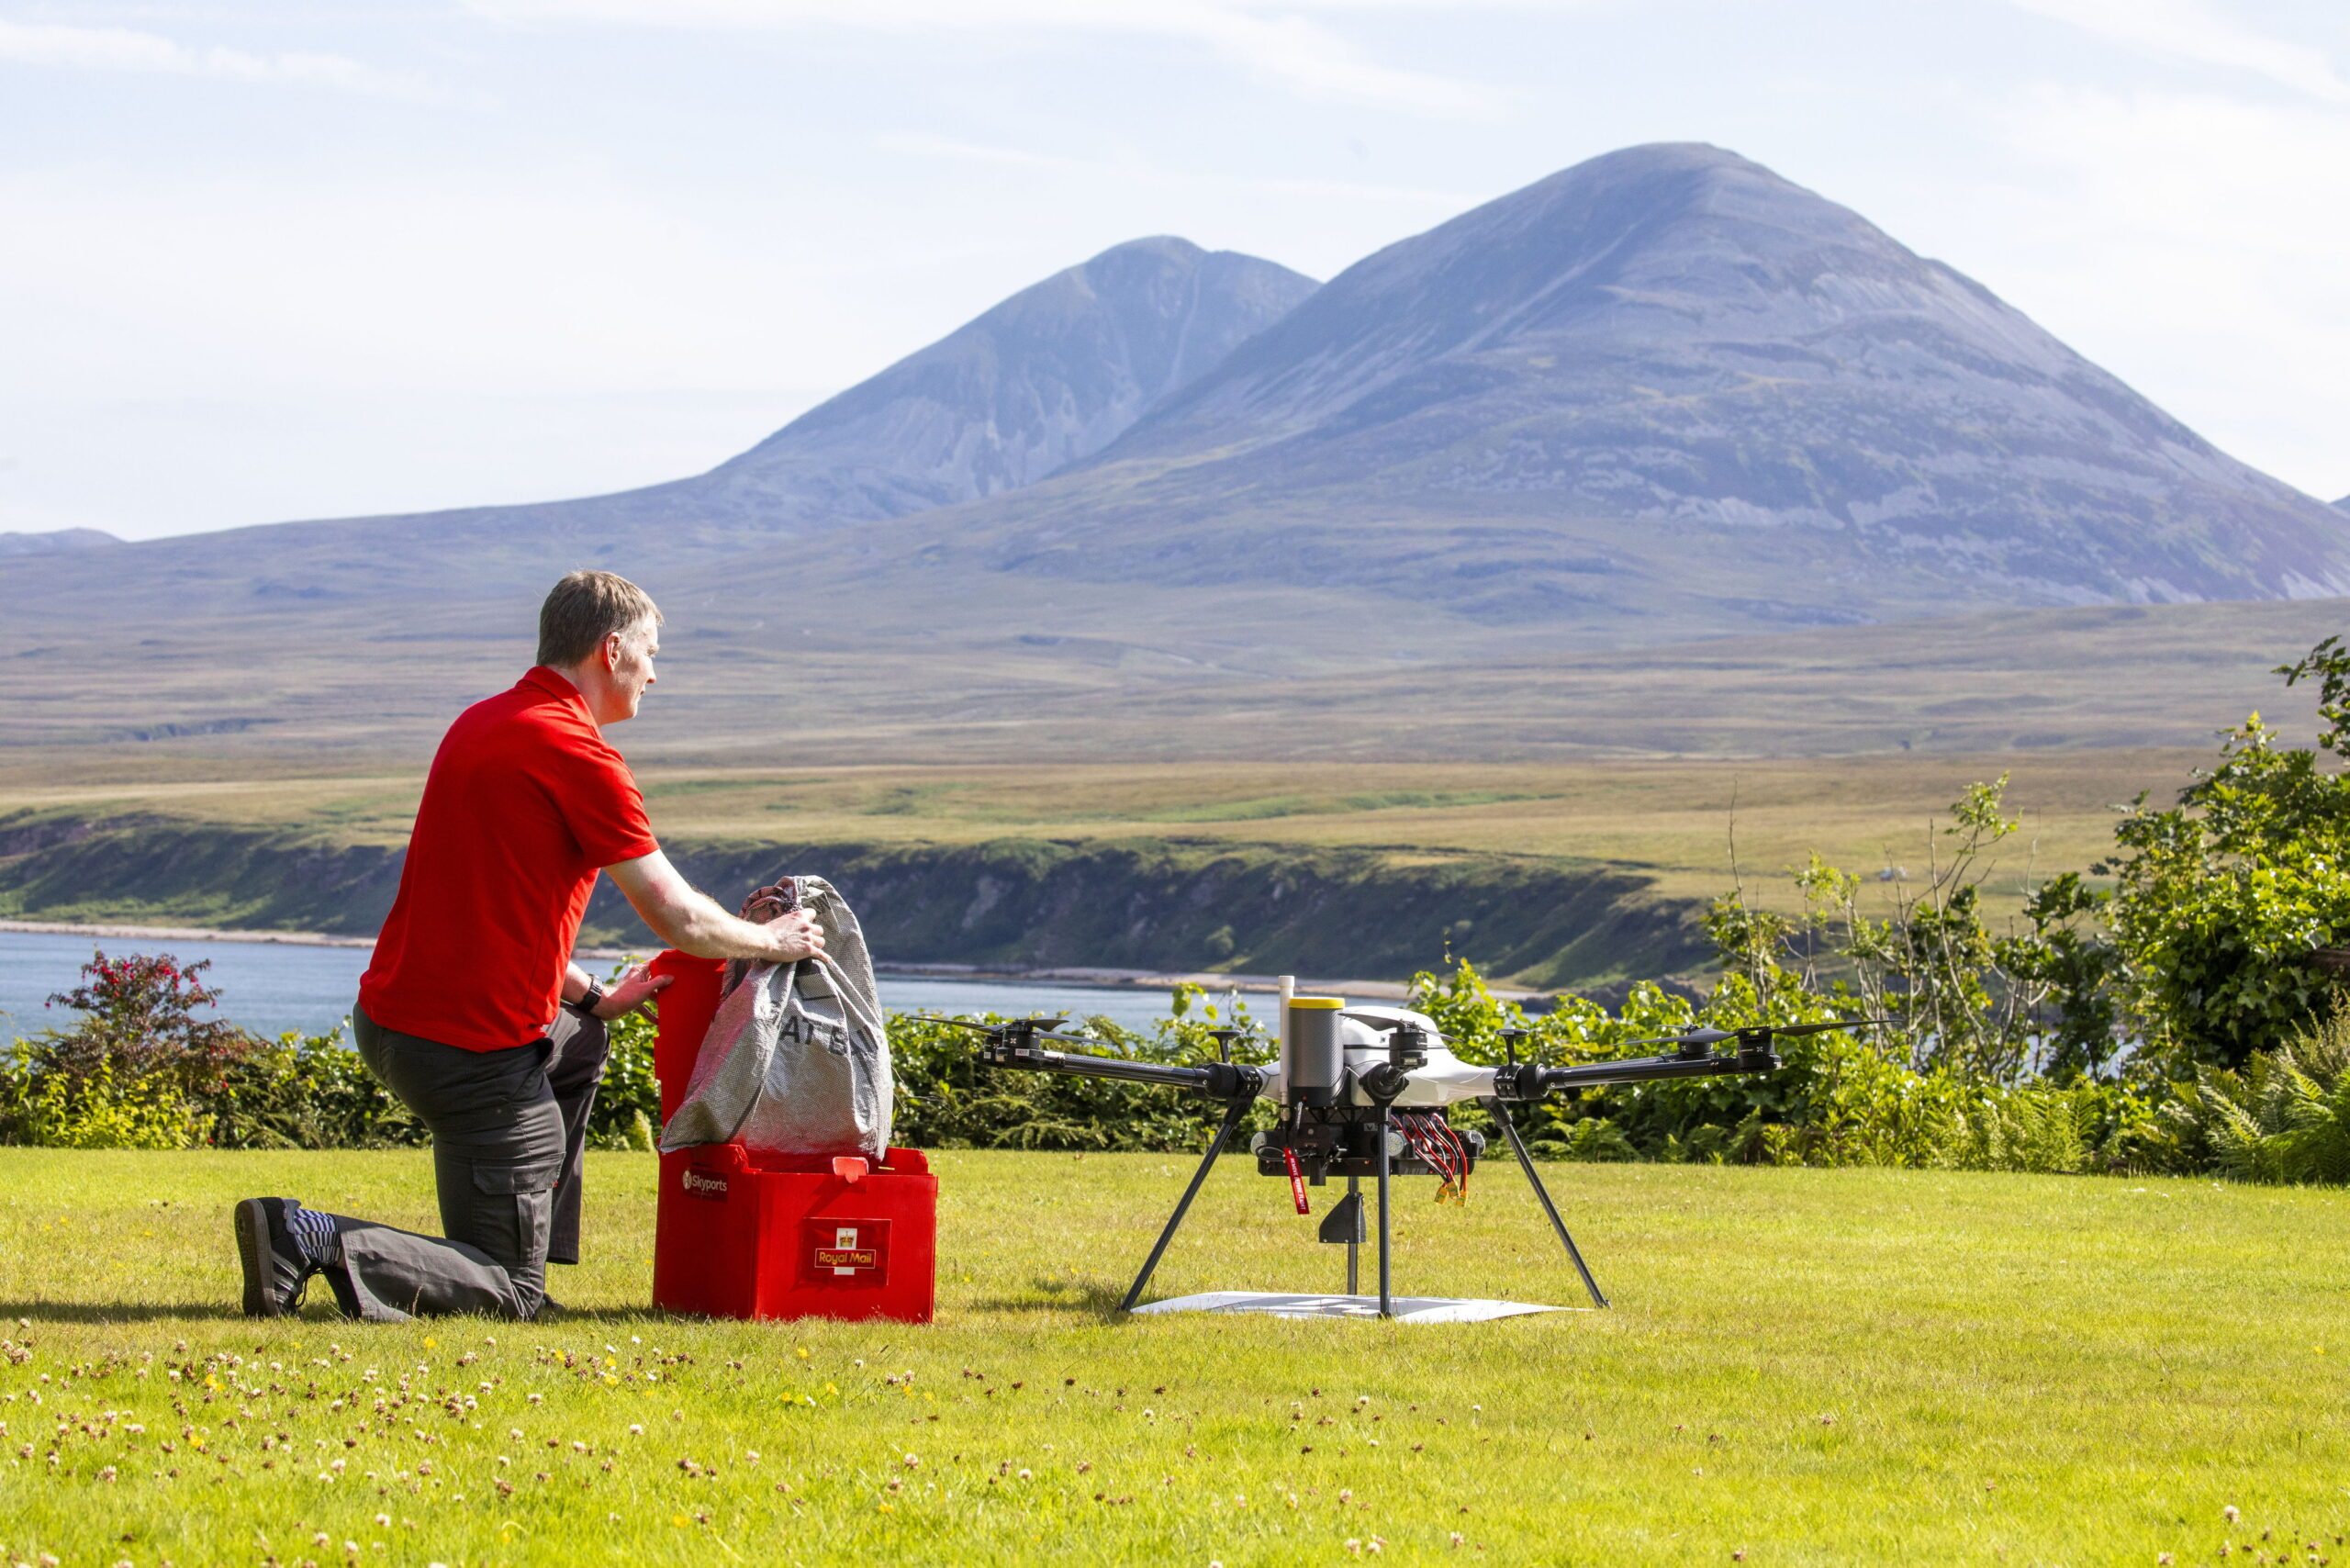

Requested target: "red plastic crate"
[{"left": 646, "top": 951, "right": 938, "bottom": 1324}]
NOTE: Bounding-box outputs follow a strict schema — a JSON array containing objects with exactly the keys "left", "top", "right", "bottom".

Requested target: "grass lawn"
[{"left": 1, "top": 1149, "right": 2344, "bottom": 1566}]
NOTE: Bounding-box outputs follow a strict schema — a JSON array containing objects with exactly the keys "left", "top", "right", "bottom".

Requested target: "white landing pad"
[{"left": 1132, "top": 1291, "right": 1563, "bottom": 1323}]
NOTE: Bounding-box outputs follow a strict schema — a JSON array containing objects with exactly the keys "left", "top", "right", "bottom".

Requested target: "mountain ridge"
[
  {"left": 648, "top": 235, "right": 1316, "bottom": 532},
  {"left": 3, "top": 143, "right": 2343, "bottom": 769},
  {"left": 0, "top": 528, "right": 118, "bottom": 558},
  {"left": 14, "top": 145, "right": 2335, "bottom": 624},
  {"left": 965, "top": 142, "right": 2345, "bottom": 618}
]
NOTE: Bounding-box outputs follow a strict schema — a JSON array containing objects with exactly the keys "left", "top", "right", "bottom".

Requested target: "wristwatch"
[{"left": 570, "top": 979, "right": 608, "bottom": 1016}]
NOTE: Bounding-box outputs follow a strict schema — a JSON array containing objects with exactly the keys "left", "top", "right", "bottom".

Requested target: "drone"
[{"left": 932, "top": 993, "right": 1879, "bottom": 1319}]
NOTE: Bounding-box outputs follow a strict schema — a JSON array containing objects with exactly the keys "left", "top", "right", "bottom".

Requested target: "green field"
[
  {"left": 0, "top": 561, "right": 2338, "bottom": 768},
  {"left": 6, "top": 589, "right": 2331, "bottom": 981},
  {"left": 3, "top": 1149, "right": 2344, "bottom": 1564}
]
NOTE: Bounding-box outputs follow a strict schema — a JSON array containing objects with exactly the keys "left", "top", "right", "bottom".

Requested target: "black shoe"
[{"left": 233, "top": 1197, "right": 316, "bottom": 1318}]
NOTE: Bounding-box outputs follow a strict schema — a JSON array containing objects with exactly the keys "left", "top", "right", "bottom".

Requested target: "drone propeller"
[
  {"left": 1760, "top": 1018, "right": 1893, "bottom": 1038},
  {"left": 912, "top": 1014, "right": 1103, "bottom": 1050},
  {"left": 912, "top": 1014, "right": 1070, "bottom": 1033},
  {"left": 1606, "top": 1026, "right": 1732, "bottom": 1050},
  {"left": 911, "top": 1014, "right": 1003, "bottom": 1033},
  {"left": 1608, "top": 1018, "right": 1888, "bottom": 1051}
]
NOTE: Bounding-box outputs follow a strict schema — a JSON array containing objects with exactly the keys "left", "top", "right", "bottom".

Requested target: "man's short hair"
[{"left": 537, "top": 570, "right": 662, "bottom": 668}]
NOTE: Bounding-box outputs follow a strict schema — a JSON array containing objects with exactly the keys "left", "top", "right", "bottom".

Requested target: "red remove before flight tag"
[{"left": 1281, "top": 1146, "right": 1310, "bottom": 1215}]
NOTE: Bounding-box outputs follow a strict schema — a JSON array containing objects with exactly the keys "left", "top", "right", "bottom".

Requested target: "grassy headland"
[{"left": 0, "top": 749, "right": 2208, "bottom": 989}]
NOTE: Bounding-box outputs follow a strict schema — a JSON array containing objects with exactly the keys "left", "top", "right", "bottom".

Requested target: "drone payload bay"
[{"left": 951, "top": 982, "right": 1876, "bottom": 1321}]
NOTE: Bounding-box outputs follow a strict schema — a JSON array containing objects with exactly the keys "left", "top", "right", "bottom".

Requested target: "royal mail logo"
[
  {"left": 804, "top": 1217, "right": 890, "bottom": 1279},
  {"left": 813, "top": 1247, "right": 878, "bottom": 1270},
  {"left": 681, "top": 1169, "right": 729, "bottom": 1199}
]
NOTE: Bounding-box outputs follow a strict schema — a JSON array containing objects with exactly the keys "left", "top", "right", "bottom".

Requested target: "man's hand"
[
  {"left": 761, "top": 910, "right": 827, "bottom": 966},
  {"left": 591, "top": 961, "right": 672, "bottom": 1021}
]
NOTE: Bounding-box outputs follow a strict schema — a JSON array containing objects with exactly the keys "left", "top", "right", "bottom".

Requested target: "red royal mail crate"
[{"left": 646, "top": 951, "right": 938, "bottom": 1324}]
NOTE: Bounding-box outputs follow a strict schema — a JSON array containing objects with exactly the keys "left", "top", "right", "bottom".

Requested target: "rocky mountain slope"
[
  {"left": 697, "top": 237, "right": 1316, "bottom": 528},
  {"left": 877, "top": 143, "right": 2344, "bottom": 627}
]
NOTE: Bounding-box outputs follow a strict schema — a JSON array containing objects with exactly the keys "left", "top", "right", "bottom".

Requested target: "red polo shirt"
[{"left": 359, "top": 667, "right": 660, "bottom": 1050}]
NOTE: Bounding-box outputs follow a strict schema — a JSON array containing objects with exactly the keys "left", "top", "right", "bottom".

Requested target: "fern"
[{"left": 2165, "top": 1012, "right": 2350, "bottom": 1184}]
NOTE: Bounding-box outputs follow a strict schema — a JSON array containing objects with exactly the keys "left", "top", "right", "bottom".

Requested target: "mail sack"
[{"left": 658, "top": 874, "right": 893, "bottom": 1159}]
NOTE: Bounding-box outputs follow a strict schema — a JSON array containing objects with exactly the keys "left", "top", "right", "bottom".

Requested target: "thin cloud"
[
  {"left": 0, "top": 17, "right": 444, "bottom": 101},
  {"left": 472, "top": 0, "right": 1506, "bottom": 118},
  {"left": 2007, "top": 0, "right": 2350, "bottom": 105},
  {"left": 1977, "top": 82, "right": 2350, "bottom": 497},
  {"left": 875, "top": 130, "right": 1473, "bottom": 208},
  {"left": 875, "top": 132, "right": 1091, "bottom": 174}
]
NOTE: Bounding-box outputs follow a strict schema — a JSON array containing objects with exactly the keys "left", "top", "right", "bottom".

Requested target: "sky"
[{"left": 2, "top": 0, "right": 2346, "bottom": 542}]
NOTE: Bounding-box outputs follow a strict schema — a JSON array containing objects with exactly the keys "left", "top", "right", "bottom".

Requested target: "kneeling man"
[{"left": 233, "top": 570, "right": 822, "bottom": 1320}]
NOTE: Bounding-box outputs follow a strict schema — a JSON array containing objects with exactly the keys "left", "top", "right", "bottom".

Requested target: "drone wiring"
[
  {"left": 1393, "top": 1112, "right": 1469, "bottom": 1204},
  {"left": 1392, "top": 1113, "right": 1436, "bottom": 1180},
  {"left": 1435, "top": 1115, "right": 1472, "bottom": 1200}
]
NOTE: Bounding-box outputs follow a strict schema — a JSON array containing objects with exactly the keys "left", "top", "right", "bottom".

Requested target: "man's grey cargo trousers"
[{"left": 327, "top": 1002, "right": 610, "bottom": 1320}]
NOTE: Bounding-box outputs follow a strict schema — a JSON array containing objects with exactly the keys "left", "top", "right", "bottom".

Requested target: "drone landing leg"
[
  {"left": 1118, "top": 1097, "right": 1252, "bottom": 1313},
  {"left": 1483, "top": 1096, "right": 1609, "bottom": 1309},
  {"left": 1374, "top": 1104, "right": 1393, "bottom": 1318},
  {"left": 1346, "top": 1174, "right": 1360, "bottom": 1295}
]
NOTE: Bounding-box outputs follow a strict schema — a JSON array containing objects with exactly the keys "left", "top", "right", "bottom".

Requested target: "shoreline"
[
  {"left": 0, "top": 918, "right": 1491, "bottom": 1002},
  {"left": 0, "top": 918, "right": 377, "bottom": 950}
]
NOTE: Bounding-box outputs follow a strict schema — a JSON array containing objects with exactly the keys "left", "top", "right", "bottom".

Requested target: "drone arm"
[
  {"left": 981, "top": 1040, "right": 1264, "bottom": 1101},
  {"left": 1492, "top": 1044, "right": 1779, "bottom": 1099}
]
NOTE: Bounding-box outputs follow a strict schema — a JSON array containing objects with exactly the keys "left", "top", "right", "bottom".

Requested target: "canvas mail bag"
[{"left": 658, "top": 874, "right": 894, "bottom": 1159}]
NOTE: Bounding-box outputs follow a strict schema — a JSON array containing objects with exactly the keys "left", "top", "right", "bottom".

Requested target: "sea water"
[{"left": 0, "top": 929, "right": 1192, "bottom": 1040}]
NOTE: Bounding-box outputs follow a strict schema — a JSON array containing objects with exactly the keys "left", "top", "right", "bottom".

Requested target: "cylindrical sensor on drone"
[{"left": 1283, "top": 996, "right": 1347, "bottom": 1106}]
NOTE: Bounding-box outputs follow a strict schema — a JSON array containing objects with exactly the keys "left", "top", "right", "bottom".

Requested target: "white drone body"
[{"left": 1257, "top": 1004, "right": 1497, "bottom": 1109}]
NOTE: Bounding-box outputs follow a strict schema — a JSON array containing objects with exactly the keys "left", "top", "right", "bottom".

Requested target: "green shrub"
[
  {"left": 1677, "top": 636, "right": 2350, "bottom": 1085},
  {"left": 588, "top": 998, "right": 661, "bottom": 1150},
  {"left": 1700, "top": 778, "right": 2124, "bottom": 1085},
  {"left": 0, "top": 950, "right": 260, "bottom": 1149},
  {"left": 1554, "top": 1116, "right": 1637, "bottom": 1162},
  {"left": 1404, "top": 958, "right": 2160, "bottom": 1175},
  {"left": 207, "top": 1027, "right": 424, "bottom": 1150},
  {"left": 2155, "top": 1009, "right": 2350, "bottom": 1184},
  {"left": 2103, "top": 638, "right": 2350, "bottom": 1070},
  {"left": 4, "top": 1057, "right": 205, "bottom": 1149}
]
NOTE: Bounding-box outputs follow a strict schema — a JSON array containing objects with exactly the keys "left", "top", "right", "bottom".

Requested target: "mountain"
[
  {"left": 546, "top": 235, "right": 1316, "bottom": 539},
  {"left": 6, "top": 145, "right": 2346, "bottom": 767},
  {"left": 0, "top": 528, "right": 118, "bottom": 557},
  {"left": 0, "top": 238, "right": 1316, "bottom": 613},
  {"left": 894, "top": 143, "right": 2345, "bottom": 623},
  {"left": 692, "top": 237, "right": 1317, "bottom": 529}
]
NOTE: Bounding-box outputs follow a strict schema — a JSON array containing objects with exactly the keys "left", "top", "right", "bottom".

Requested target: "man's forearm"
[
  {"left": 604, "top": 847, "right": 819, "bottom": 966},
  {"left": 642, "top": 885, "right": 792, "bottom": 962}
]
